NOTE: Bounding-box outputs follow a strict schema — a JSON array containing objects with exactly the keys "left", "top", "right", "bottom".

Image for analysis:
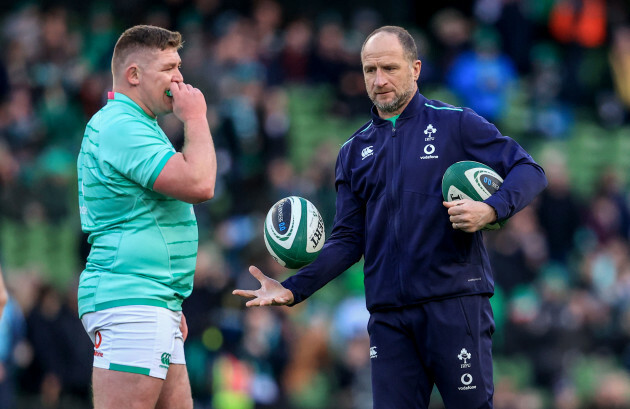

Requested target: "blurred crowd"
[{"left": 1, "top": 0, "right": 630, "bottom": 408}]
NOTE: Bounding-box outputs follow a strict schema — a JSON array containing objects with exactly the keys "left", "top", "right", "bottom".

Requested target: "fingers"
[
  {"left": 169, "top": 81, "right": 184, "bottom": 94},
  {"left": 446, "top": 201, "right": 469, "bottom": 230},
  {"left": 246, "top": 298, "right": 271, "bottom": 307},
  {"left": 444, "top": 201, "right": 468, "bottom": 226},
  {"left": 247, "top": 296, "right": 290, "bottom": 308},
  {"left": 233, "top": 266, "right": 294, "bottom": 307},
  {"left": 232, "top": 266, "right": 267, "bottom": 300},
  {"left": 232, "top": 289, "right": 257, "bottom": 298},
  {"left": 234, "top": 291, "right": 291, "bottom": 307},
  {"left": 248, "top": 265, "right": 267, "bottom": 282},
  {"left": 452, "top": 222, "right": 468, "bottom": 231},
  {"left": 443, "top": 200, "right": 466, "bottom": 208},
  {"left": 169, "top": 82, "right": 200, "bottom": 96}
]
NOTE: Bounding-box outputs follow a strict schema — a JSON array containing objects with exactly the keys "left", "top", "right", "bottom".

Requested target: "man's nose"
[
  {"left": 374, "top": 69, "right": 387, "bottom": 87},
  {"left": 172, "top": 69, "right": 183, "bottom": 83}
]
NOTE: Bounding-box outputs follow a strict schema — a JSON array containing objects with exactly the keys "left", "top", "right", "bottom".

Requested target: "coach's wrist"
[{"left": 489, "top": 205, "right": 498, "bottom": 223}]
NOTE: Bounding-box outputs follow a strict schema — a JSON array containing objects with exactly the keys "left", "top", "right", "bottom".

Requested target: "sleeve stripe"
[
  {"left": 161, "top": 220, "right": 197, "bottom": 227},
  {"left": 148, "top": 151, "right": 175, "bottom": 189},
  {"left": 170, "top": 254, "right": 197, "bottom": 260}
]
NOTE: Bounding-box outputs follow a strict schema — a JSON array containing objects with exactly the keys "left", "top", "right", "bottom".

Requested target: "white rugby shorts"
[{"left": 81, "top": 305, "right": 185, "bottom": 379}]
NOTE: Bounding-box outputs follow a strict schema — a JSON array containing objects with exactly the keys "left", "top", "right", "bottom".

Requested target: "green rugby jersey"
[{"left": 77, "top": 92, "right": 198, "bottom": 318}]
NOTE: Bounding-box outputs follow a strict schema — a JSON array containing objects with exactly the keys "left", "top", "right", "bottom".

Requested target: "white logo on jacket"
[
  {"left": 361, "top": 146, "right": 374, "bottom": 160},
  {"left": 421, "top": 143, "right": 438, "bottom": 160},
  {"left": 424, "top": 124, "right": 437, "bottom": 141}
]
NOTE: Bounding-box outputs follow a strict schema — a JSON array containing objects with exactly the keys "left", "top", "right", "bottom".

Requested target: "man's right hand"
[
  {"left": 169, "top": 82, "right": 207, "bottom": 123},
  {"left": 232, "top": 266, "right": 295, "bottom": 307}
]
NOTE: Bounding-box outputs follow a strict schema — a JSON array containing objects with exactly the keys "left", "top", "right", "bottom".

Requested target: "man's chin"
[{"left": 375, "top": 100, "right": 401, "bottom": 113}]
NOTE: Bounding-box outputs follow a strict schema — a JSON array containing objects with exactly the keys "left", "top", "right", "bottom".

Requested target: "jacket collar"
[{"left": 370, "top": 91, "right": 426, "bottom": 126}]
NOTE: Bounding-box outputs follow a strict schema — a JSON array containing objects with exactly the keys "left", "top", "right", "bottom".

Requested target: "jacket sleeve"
[
  {"left": 282, "top": 151, "right": 365, "bottom": 305},
  {"left": 459, "top": 109, "right": 548, "bottom": 220}
]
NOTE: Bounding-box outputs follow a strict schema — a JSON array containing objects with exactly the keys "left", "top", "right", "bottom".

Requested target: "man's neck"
[{"left": 112, "top": 86, "right": 156, "bottom": 118}]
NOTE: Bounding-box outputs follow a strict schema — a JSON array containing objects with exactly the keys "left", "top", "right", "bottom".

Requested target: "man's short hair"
[
  {"left": 361, "top": 26, "right": 418, "bottom": 64},
  {"left": 112, "top": 25, "right": 183, "bottom": 78}
]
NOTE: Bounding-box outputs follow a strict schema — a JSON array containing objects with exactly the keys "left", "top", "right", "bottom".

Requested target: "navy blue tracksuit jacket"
[{"left": 282, "top": 91, "right": 547, "bottom": 312}]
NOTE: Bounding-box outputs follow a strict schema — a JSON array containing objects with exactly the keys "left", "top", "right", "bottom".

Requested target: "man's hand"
[
  {"left": 232, "top": 266, "right": 295, "bottom": 307},
  {"left": 153, "top": 81, "right": 216, "bottom": 204},
  {"left": 443, "top": 199, "right": 497, "bottom": 233},
  {"left": 169, "top": 82, "right": 207, "bottom": 123}
]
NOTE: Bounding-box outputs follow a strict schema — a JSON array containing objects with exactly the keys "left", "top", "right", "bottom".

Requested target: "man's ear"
[
  {"left": 413, "top": 60, "right": 422, "bottom": 81},
  {"left": 126, "top": 64, "right": 140, "bottom": 86}
]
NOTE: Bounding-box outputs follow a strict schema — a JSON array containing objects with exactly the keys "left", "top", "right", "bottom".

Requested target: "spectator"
[{"left": 447, "top": 25, "right": 518, "bottom": 123}]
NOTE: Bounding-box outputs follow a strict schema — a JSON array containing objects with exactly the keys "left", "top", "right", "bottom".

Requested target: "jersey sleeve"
[
  {"left": 100, "top": 117, "right": 175, "bottom": 190},
  {"left": 458, "top": 109, "right": 548, "bottom": 220}
]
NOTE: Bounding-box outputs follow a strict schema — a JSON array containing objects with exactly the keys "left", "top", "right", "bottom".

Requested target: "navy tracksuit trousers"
[{"left": 368, "top": 295, "right": 495, "bottom": 409}]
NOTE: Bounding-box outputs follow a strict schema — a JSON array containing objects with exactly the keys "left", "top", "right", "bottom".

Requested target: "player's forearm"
[{"left": 181, "top": 117, "right": 217, "bottom": 198}]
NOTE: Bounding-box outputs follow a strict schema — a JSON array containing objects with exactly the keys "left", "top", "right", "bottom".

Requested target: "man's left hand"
[{"left": 443, "top": 200, "right": 497, "bottom": 233}]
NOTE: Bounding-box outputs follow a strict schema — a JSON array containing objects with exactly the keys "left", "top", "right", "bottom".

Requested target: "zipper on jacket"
[{"left": 388, "top": 122, "right": 404, "bottom": 300}]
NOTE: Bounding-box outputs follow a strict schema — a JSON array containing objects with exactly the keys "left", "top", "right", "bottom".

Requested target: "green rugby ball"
[
  {"left": 264, "top": 196, "right": 325, "bottom": 269},
  {"left": 442, "top": 161, "right": 506, "bottom": 231}
]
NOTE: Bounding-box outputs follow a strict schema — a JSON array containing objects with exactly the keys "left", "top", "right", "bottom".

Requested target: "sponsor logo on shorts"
[
  {"left": 369, "top": 346, "right": 377, "bottom": 359},
  {"left": 94, "top": 331, "right": 103, "bottom": 357},
  {"left": 458, "top": 373, "right": 477, "bottom": 391},
  {"left": 160, "top": 352, "right": 171, "bottom": 369}
]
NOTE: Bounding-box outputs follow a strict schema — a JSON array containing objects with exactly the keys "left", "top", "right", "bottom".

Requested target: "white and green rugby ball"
[
  {"left": 264, "top": 196, "right": 325, "bottom": 269},
  {"left": 442, "top": 161, "right": 506, "bottom": 230}
]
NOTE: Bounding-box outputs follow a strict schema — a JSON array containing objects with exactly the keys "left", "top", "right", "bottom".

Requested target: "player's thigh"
[
  {"left": 155, "top": 363, "right": 193, "bottom": 409},
  {"left": 92, "top": 367, "right": 163, "bottom": 409},
  {"left": 368, "top": 310, "right": 433, "bottom": 409}
]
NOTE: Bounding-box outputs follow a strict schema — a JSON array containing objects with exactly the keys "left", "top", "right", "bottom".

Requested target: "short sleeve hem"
[{"left": 148, "top": 151, "right": 175, "bottom": 189}]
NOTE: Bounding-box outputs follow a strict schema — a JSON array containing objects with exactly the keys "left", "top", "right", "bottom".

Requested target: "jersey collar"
[{"left": 107, "top": 92, "right": 157, "bottom": 121}]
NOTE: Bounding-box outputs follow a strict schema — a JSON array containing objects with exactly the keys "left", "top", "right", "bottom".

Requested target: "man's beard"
[{"left": 370, "top": 82, "right": 415, "bottom": 113}]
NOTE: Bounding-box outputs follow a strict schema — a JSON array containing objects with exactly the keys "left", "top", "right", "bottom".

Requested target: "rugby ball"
[
  {"left": 264, "top": 196, "right": 325, "bottom": 269},
  {"left": 442, "top": 161, "right": 506, "bottom": 230}
]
